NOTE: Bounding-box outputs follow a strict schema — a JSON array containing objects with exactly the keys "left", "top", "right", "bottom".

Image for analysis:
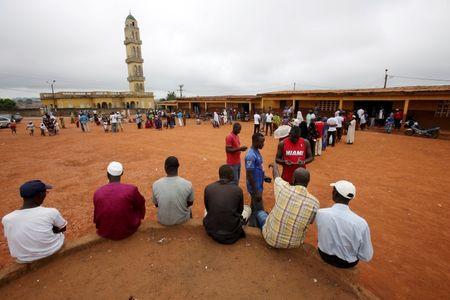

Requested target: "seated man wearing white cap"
[
  {"left": 93, "top": 161, "right": 146, "bottom": 240},
  {"left": 2, "top": 180, "right": 67, "bottom": 263},
  {"left": 316, "top": 181, "right": 373, "bottom": 268}
]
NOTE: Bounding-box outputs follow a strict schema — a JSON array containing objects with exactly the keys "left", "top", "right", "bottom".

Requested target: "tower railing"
[
  {"left": 124, "top": 38, "right": 142, "bottom": 45},
  {"left": 127, "top": 76, "right": 145, "bottom": 82},
  {"left": 126, "top": 57, "right": 144, "bottom": 63}
]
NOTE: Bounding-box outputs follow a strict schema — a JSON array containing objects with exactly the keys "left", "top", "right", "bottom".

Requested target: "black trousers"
[
  {"left": 337, "top": 127, "right": 342, "bottom": 141},
  {"left": 265, "top": 122, "right": 273, "bottom": 135},
  {"left": 328, "top": 131, "right": 336, "bottom": 147},
  {"left": 254, "top": 124, "right": 260, "bottom": 134},
  {"left": 309, "top": 139, "right": 316, "bottom": 157},
  {"left": 318, "top": 248, "right": 358, "bottom": 269}
]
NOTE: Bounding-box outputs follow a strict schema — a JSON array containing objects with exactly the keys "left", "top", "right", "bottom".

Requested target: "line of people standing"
[{"left": 218, "top": 122, "right": 373, "bottom": 268}]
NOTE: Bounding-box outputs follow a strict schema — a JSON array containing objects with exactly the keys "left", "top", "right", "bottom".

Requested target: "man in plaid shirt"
[{"left": 255, "top": 161, "right": 319, "bottom": 248}]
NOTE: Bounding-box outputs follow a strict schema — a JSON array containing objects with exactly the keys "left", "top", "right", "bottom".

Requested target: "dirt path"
[{"left": 0, "top": 119, "right": 449, "bottom": 299}]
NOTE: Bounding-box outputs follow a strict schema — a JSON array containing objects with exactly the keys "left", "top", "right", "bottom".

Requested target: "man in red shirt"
[
  {"left": 276, "top": 126, "right": 313, "bottom": 183},
  {"left": 314, "top": 119, "right": 325, "bottom": 156},
  {"left": 225, "top": 123, "right": 248, "bottom": 185},
  {"left": 93, "top": 161, "right": 146, "bottom": 240},
  {"left": 394, "top": 109, "right": 403, "bottom": 131}
]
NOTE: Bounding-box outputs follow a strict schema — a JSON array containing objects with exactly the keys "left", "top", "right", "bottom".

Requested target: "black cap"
[{"left": 19, "top": 180, "right": 52, "bottom": 198}]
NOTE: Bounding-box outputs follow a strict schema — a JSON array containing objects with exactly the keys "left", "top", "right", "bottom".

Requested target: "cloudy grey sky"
[{"left": 1, "top": 0, "right": 449, "bottom": 99}]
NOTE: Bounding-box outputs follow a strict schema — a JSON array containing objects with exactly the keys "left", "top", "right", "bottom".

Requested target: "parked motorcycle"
[{"left": 404, "top": 120, "right": 440, "bottom": 138}]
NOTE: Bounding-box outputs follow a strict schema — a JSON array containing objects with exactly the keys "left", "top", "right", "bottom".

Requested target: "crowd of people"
[
  {"left": 7, "top": 103, "right": 404, "bottom": 141},
  {"left": 2, "top": 114, "right": 373, "bottom": 270},
  {"left": 71, "top": 109, "right": 195, "bottom": 132}
]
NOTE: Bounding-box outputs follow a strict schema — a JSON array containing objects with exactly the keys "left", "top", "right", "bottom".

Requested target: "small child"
[
  {"left": 39, "top": 122, "right": 46, "bottom": 136},
  {"left": 55, "top": 121, "right": 60, "bottom": 134},
  {"left": 102, "top": 119, "right": 110, "bottom": 132},
  {"left": 10, "top": 119, "right": 17, "bottom": 134},
  {"left": 26, "top": 121, "right": 35, "bottom": 136},
  {"left": 59, "top": 117, "right": 66, "bottom": 129}
]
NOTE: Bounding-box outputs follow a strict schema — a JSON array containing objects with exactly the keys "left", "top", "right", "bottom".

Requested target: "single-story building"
[
  {"left": 159, "top": 85, "right": 450, "bottom": 129},
  {"left": 157, "top": 95, "right": 261, "bottom": 114},
  {"left": 258, "top": 85, "right": 450, "bottom": 129}
]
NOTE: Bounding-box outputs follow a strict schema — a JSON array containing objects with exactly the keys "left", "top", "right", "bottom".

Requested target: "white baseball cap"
[
  {"left": 274, "top": 125, "right": 291, "bottom": 139},
  {"left": 330, "top": 180, "right": 356, "bottom": 200},
  {"left": 107, "top": 161, "right": 123, "bottom": 176}
]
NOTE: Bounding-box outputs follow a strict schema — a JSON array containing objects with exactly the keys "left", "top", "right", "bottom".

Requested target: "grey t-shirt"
[{"left": 152, "top": 176, "right": 194, "bottom": 225}]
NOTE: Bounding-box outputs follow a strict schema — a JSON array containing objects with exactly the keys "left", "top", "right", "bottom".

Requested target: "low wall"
[{"left": 0, "top": 220, "right": 377, "bottom": 299}]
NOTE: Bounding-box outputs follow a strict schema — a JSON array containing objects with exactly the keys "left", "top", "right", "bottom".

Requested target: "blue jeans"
[
  {"left": 228, "top": 164, "right": 240, "bottom": 185},
  {"left": 255, "top": 210, "right": 268, "bottom": 229}
]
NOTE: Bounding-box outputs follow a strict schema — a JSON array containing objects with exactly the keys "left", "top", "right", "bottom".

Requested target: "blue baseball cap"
[{"left": 19, "top": 180, "right": 53, "bottom": 198}]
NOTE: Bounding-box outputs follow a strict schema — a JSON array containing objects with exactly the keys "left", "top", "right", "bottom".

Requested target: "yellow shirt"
[{"left": 262, "top": 177, "right": 319, "bottom": 248}]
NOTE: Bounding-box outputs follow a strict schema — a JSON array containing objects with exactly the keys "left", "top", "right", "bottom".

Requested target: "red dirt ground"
[
  {"left": 0, "top": 225, "right": 362, "bottom": 299},
  {"left": 0, "top": 118, "right": 449, "bottom": 299}
]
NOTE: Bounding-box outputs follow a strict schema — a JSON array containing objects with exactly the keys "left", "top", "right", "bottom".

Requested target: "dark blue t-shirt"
[{"left": 245, "top": 147, "right": 264, "bottom": 194}]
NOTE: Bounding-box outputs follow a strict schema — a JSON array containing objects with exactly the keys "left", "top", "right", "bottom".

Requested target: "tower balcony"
[
  {"left": 124, "top": 38, "right": 142, "bottom": 45},
  {"left": 127, "top": 75, "right": 145, "bottom": 82},
  {"left": 126, "top": 57, "right": 144, "bottom": 64}
]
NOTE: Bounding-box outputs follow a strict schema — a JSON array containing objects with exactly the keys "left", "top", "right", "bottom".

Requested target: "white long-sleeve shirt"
[{"left": 316, "top": 203, "right": 373, "bottom": 263}]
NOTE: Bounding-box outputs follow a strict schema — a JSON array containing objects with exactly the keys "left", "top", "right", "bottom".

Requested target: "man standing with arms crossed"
[
  {"left": 225, "top": 123, "right": 248, "bottom": 185},
  {"left": 276, "top": 126, "right": 314, "bottom": 184}
]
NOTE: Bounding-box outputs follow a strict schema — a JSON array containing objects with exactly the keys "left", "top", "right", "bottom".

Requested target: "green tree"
[
  {"left": 166, "top": 91, "right": 177, "bottom": 101},
  {"left": 0, "top": 98, "right": 16, "bottom": 110}
]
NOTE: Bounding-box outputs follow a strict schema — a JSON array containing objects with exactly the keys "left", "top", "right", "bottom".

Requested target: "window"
[
  {"left": 317, "top": 100, "right": 339, "bottom": 112},
  {"left": 134, "top": 65, "right": 138, "bottom": 76},
  {"left": 435, "top": 101, "right": 449, "bottom": 118}
]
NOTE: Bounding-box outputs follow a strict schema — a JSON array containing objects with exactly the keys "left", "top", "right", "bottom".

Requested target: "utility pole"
[
  {"left": 46, "top": 80, "right": 56, "bottom": 112},
  {"left": 293, "top": 82, "right": 296, "bottom": 91},
  {"left": 383, "top": 69, "right": 388, "bottom": 88},
  {"left": 178, "top": 84, "right": 184, "bottom": 98}
]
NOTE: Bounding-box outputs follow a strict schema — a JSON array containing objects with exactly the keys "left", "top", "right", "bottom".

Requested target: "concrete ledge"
[{"left": 0, "top": 220, "right": 377, "bottom": 299}]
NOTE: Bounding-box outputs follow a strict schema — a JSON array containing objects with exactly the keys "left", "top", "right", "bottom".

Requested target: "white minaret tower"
[{"left": 124, "top": 13, "right": 145, "bottom": 93}]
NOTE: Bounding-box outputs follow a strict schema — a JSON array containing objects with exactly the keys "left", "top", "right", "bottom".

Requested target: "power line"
[{"left": 388, "top": 74, "right": 450, "bottom": 82}]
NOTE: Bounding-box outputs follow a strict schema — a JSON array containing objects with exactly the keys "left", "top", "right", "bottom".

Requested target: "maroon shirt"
[
  {"left": 315, "top": 121, "right": 325, "bottom": 138},
  {"left": 93, "top": 182, "right": 146, "bottom": 240}
]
